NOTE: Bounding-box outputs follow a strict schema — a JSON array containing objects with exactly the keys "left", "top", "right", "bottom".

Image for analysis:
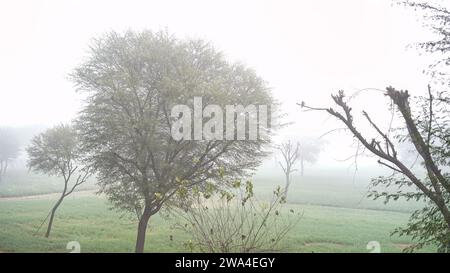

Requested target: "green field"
[
  {"left": 0, "top": 170, "right": 97, "bottom": 197},
  {"left": 0, "top": 170, "right": 436, "bottom": 253},
  {"left": 0, "top": 194, "right": 436, "bottom": 253},
  {"left": 253, "top": 174, "right": 426, "bottom": 213}
]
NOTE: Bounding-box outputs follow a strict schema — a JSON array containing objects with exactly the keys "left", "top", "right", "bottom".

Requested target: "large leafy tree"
[
  {"left": 72, "top": 30, "right": 276, "bottom": 252},
  {"left": 27, "top": 124, "right": 90, "bottom": 238}
]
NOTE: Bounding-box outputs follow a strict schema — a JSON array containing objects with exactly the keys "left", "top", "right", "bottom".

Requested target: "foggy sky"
[{"left": 0, "top": 0, "right": 445, "bottom": 172}]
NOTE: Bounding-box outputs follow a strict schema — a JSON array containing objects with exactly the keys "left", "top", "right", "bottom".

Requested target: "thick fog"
[{"left": 0, "top": 0, "right": 443, "bottom": 175}]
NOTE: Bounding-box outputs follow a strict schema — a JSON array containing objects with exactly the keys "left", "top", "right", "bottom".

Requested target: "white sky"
[{"left": 0, "top": 0, "right": 445, "bottom": 171}]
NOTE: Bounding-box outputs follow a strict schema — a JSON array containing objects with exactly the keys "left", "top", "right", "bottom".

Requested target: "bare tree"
[
  {"left": 277, "top": 141, "right": 300, "bottom": 197},
  {"left": 27, "top": 124, "right": 90, "bottom": 238},
  {"left": 301, "top": 86, "right": 450, "bottom": 251}
]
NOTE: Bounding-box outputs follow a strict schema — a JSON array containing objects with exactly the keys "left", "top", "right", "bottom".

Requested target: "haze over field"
[
  {"left": 0, "top": 0, "right": 449, "bottom": 254},
  {"left": 0, "top": 0, "right": 442, "bottom": 173}
]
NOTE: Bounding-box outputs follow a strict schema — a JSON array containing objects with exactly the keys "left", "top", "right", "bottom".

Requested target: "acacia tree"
[
  {"left": 277, "top": 141, "right": 300, "bottom": 197},
  {"left": 0, "top": 128, "right": 20, "bottom": 181},
  {"left": 72, "top": 30, "right": 276, "bottom": 252},
  {"left": 27, "top": 124, "right": 90, "bottom": 238}
]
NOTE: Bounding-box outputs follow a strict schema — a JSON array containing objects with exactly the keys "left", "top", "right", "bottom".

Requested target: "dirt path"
[{"left": 0, "top": 190, "right": 98, "bottom": 201}]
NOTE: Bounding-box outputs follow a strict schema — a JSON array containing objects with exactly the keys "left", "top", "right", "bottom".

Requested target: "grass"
[
  {"left": 253, "top": 174, "right": 426, "bottom": 213},
  {"left": 0, "top": 170, "right": 435, "bottom": 253},
  {"left": 0, "top": 170, "right": 425, "bottom": 213},
  {"left": 0, "top": 195, "right": 437, "bottom": 253},
  {"left": 0, "top": 195, "right": 187, "bottom": 252},
  {"left": 0, "top": 170, "right": 97, "bottom": 197}
]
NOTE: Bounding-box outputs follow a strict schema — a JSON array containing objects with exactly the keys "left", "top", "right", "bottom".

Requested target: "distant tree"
[
  {"left": 27, "top": 124, "right": 90, "bottom": 238},
  {"left": 72, "top": 30, "right": 276, "bottom": 252},
  {"left": 298, "top": 138, "right": 323, "bottom": 176},
  {"left": 277, "top": 141, "right": 300, "bottom": 197},
  {"left": 0, "top": 128, "right": 20, "bottom": 181}
]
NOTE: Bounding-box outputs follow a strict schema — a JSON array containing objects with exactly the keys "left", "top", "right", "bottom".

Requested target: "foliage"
[
  {"left": 27, "top": 125, "right": 78, "bottom": 176},
  {"left": 398, "top": 0, "right": 450, "bottom": 85}
]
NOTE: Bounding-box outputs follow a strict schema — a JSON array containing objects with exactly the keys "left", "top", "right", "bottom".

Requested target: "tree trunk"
[
  {"left": 284, "top": 173, "right": 290, "bottom": 198},
  {"left": 45, "top": 196, "right": 64, "bottom": 238},
  {"left": 135, "top": 207, "right": 152, "bottom": 253}
]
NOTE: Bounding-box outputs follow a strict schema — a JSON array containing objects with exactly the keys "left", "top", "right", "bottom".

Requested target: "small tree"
[
  {"left": 277, "top": 141, "right": 300, "bottom": 197},
  {"left": 0, "top": 128, "right": 20, "bottom": 181},
  {"left": 172, "top": 181, "right": 301, "bottom": 253},
  {"left": 27, "top": 124, "right": 90, "bottom": 238}
]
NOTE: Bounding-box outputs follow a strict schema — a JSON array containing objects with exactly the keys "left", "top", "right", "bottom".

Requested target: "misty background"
[{"left": 0, "top": 0, "right": 441, "bottom": 195}]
